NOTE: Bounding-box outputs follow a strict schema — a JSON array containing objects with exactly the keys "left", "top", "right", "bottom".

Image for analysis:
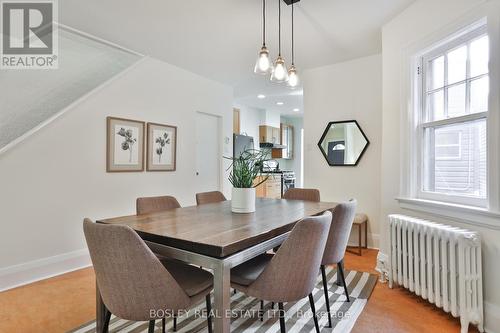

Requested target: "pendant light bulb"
[
  {"left": 254, "top": 0, "right": 272, "bottom": 75},
  {"left": 271, "top": 55, "right": 289, "bottom": 82},
  {"left": 287, "top": 65, "right": 299, "bottom": 88},
  {"left": 254, "top": 46, "right": 272, "bottom": 74}
]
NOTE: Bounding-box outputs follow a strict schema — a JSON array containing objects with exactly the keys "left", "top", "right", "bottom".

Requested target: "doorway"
[{"left": 195, "top": 112, "right": 222, "bottom": 193}]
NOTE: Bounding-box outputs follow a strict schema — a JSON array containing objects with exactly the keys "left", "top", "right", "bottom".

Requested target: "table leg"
[
  {"left": 213, "top": 261, "right": 231, "bottom": 333},
  {"left": 358, "top": 224, "right": 362, "bottom": 256},
  {"left": 364, "top": 221, "right": 368, "bottom": 249},
  {"left": 96, "top": 281, "right": 106, "bottom": 333}
]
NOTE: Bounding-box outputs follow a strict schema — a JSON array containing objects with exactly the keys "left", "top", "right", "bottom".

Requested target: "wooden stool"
[{"left": 347, "top": 213, "right": 368, "bottom": 256}]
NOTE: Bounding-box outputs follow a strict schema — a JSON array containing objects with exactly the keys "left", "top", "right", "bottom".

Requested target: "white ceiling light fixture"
[
  {"left": 270, "top": 0, "right": 289, "bottom": 83},
  {"left": 276, "top": 102, "right": 284, "bottom": 105},
  {"left": 293, "top": 108, "right": 300, "bottom": 112},
  {"left": 254, "top": 0, "right": 272, "bottom": 75},
  {"left": 287, "top": 1, "right": 300, "bottom": 88},
  {"left": 257, "top": 94, "right": 266, "bottom": 99}
]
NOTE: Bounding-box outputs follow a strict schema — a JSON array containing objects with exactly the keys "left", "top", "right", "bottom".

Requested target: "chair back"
[
  {"left": 196, "top": 191, "right": 227, "bottom": 205},
  {"left": 136, "top": 195, "right": 180, "bottom": 215},
  {"left": 248, "top": 211, "right": 332, "bottom": 302},
  {"left": 283, "top": 188, "right": 320, "bottom": 202},
  {"left": 83, "top": 219, "right": 190, "bottom": 320},
  {"left": 322, "top": 200, "right": 357, "bottom": 265}
]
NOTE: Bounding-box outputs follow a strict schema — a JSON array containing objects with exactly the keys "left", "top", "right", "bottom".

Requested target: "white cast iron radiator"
[{"left": 388, "top": 215, "right": 483, "bottom": 333}]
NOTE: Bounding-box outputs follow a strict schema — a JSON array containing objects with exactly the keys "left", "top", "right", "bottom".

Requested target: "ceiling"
[{"left": 59, "top": 0, "right": 414, "bottom": 116}]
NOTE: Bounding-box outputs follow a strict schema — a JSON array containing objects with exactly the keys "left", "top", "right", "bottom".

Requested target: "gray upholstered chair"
[
  {"left": 283, "top": 188, "right": 320, "bottom": 202},
  {"left": 230, "top": 211, "right": 332, "bottom": 333},
  {"left": 274, "top": 188, "right": 321, "bottom": 253},
  {"left": 136, "top": 195, "right": 181, "bottom": 215},
  {"left": 196, "top": 191, "right": 227, "bottom": 205},
  {"left": 320, "top": 200, "right": 357, "bottom": 328},
  {"left": 136, "top": 195, "right": 184, "bottom": 330},
  {"left": 83, "top": 219, "right": 213, "bottom": 333}
]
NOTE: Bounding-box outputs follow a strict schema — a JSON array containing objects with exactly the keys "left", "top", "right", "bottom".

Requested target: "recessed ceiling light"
[
  {"left": 276, "top": 102, "right": 284, "bottom": 106},
  {"left": 293, "top": 108, "right": 300, "bottom": 112},
  {"left": 257, "top": 94, "right": 266, "bottom": 99}
]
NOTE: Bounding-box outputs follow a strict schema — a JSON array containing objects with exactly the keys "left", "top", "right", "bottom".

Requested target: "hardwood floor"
[
  {"left": 0, "top": 268, "right": 96, "bottom": 333},
  {"left": 0, "top": 249, "right": 474, "bottom": 333}
]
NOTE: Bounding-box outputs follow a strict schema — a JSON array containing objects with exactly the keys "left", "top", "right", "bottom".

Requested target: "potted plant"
[{"left": 226, "top": 149, "right": 270, "bottom": 213}]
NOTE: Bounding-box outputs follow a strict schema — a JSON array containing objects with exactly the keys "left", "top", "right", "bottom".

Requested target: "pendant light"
[
  {"left": 254, "top": 0, "right": 272, "bottom": 74},
  {"left": 287, "top": 1, "right": 299, "bottom": 88},
  {"left": 270, "top": 0, "right": 289, "bottom": 83}
]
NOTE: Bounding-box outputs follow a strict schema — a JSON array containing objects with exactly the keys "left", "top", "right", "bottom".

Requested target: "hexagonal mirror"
[{"left": 318, "top": 120, "right": 370, "bottom": 166}]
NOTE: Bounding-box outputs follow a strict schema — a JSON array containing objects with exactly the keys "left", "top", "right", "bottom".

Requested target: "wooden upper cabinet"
[
  {"left": 233, "top": 108, "right": 240, "bottom": 134},
  {"left": 259, "top": 125, "right": 280, "bottom": 144},
  {"left": 272, "top": 127, "right": 280, "bottom": 144}
]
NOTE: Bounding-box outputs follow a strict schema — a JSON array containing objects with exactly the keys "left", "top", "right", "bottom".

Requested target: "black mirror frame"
[{"left": 317, "top": 120, "right": 370, "bottom": 167}]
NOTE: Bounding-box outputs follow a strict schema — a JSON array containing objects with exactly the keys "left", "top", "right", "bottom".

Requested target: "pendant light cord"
[
  {"left": 278, "top": 0, "right": 281, "bottom": 56},
  {"left": 262, "top": 0, "right": 266, "bottom": 46},
  {"left": 291, "top": 2, "right": 294, "bottom": 65}
]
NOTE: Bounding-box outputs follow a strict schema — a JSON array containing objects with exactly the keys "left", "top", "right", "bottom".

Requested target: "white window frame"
[{"left": 415, "top": 25, "right": 489, "bottom": 208}]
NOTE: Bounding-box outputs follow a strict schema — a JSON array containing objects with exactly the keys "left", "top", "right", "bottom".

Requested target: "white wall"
[
  {"left": 303, "top": 54, "right": 382, "bottom": 248},
  {"left": 263, "top": 109, "right": 281, "bottom": 128},
  {"left": 237, "top": 105, "right": 264, "bottom": 147},
  {"left": 380, "top": 0, "right": 500, "bottom": 330},
  {"left": 0, "top": 57, "right": 233, "bottom": 290}
]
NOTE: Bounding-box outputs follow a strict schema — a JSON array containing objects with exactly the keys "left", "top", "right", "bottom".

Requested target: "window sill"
[{"left": 396, "top": 197, "right": 500, "bottom": 230}]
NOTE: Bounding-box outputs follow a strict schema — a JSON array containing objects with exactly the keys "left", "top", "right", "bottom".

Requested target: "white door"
[{"left": 195, "top": 112, "right": 221, "bottom": 193}]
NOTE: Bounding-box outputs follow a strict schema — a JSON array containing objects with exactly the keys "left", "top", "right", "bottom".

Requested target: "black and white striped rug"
[{"left": 69, "top": 267, "right": 377, "bottom": 333}]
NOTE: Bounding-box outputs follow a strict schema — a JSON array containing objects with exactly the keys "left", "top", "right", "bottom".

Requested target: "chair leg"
[
  {"left": 162, "top": 318, "right": 166, "bottom": 333},
  {"left": 309, "top": 294, "right": 320, "bottom": 333},
  {"left": 148, "top": 320, "right": 155, "bottom": 333},
  {"left": 102, "top": 308, "right": 111, "bottom": 333},
  {"left": 278, "top": 302, "right": 286, "bottom": 333},
  {"left": 206, "top": 294, "right": 213, "bottom": 333},
  {"left": 321, "top": 265, "right": 332, "bottom": 328},
  {"left": 338, "top": 260, "right": 350, "bottom": 302},
  {"left": 259, "top": 300, "right": 264, "bottom": 321}
]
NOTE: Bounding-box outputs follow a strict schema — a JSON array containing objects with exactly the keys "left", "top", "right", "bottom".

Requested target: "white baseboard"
[
  {"left": 0, "top": 249, "right": 91, "bottom": 292},
  {"left": 485, "top": 301, "right": 500, "bottom": 333}
]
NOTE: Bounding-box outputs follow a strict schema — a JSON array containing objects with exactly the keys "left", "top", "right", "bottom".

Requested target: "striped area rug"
[{"left": 69, "top": 267, "right": 377, "bottom": 333}]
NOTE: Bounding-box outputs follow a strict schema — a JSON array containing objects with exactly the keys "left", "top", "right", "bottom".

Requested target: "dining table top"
[{"left": 97, "top": 198, "right": 337, "bottom": 258}]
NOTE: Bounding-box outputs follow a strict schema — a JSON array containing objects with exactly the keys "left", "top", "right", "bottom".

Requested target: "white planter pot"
[{"left": 231, "top": 187, "right": 256, "bottom": 213}]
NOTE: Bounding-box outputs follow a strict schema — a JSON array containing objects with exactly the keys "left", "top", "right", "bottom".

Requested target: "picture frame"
[
  {"left": 147, "top": 122, "right": 177, "bottom": 171},
  {"left": 106, "top": 117, "right": 145, "bottom": 172}
]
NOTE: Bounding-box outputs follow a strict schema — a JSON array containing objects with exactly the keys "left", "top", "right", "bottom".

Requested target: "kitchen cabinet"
[
  {"left": 259, "top": 125, "right": 280, "bottom": 144},
  {"left": 254, "top": 175, "right": 281, "bottom": 199}
]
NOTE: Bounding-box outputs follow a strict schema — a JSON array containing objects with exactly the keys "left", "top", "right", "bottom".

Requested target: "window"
[{"left": 417, "top": 27, "right": 489, "bottom": 206}]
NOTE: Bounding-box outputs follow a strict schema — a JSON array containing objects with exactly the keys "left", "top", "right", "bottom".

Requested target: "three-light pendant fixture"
[{"left": 254, "top": 0, "right": 300, "bottom": 88}]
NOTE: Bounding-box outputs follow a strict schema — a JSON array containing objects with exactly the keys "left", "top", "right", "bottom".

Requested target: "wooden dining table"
[{"left": 96, "top": 197, "right": 337, "bottom": 333}]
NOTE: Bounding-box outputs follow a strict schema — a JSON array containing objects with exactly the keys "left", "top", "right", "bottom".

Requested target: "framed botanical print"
[
  {"left": 106, "top": 117, "right": 145, "bottom": 172},
  {"left": 147, "top": 122, "right": 177, "bottom": 171}
]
